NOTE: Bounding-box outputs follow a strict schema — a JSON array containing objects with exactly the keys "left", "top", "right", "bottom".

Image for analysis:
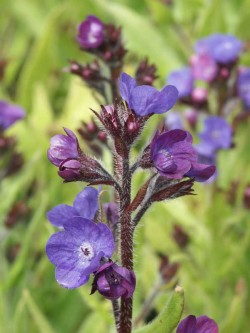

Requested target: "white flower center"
[{"left": 78, "top": 242, "right": 95, "bottom": 261}]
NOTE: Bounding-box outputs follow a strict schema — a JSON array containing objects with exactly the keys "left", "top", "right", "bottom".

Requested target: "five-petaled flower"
[
  {"left": 118, "top": 72, "right": 178, "bottom": 116},
  {"left": 91, "top": 260, "right": 136, "bottom": 300},
  {"left": 46, "top": 217, "right": 115, "bottom": 289},
  {"left": 151, "top": 129, "right": 216, "bottom": 182},
  {"left": 177, "top": 315, "right": 218, "bottom": 333}
]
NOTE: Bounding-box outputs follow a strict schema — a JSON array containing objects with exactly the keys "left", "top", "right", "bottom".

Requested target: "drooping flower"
[
  {"left": 47, "top": 187, "right": 99, "bottom": 228},
  {"left": 167, "top": 67, "right": 194, "bottom": 98},
  {"left": 77, "top": 16, "right": 105, "bottom": 49},
  {"left": 177, "top": 315, "right": 218, "bottom": 333},
  {"left": 0, "top": 101, "right": 25, "bottom": 131},
  {"left": 46, "top": 217, "right": 114, "bottom": 289},
  {"left": 195, "top": 34, "right": 243, "bottom": 65},
  {"left": 151, "top": 129, "right": 215, "bottom": 182},
  {"left": 118, "top": 72, "right": 178, "bottom": 116},
  {"left": 91, "top": 261, "right": 136, "bottom": 300},
  {"left": 198, "top": 116, "right": 232, "bottom": 151},
  {"left": 237, "top": 67, "right": 250, "bottom": 109}
]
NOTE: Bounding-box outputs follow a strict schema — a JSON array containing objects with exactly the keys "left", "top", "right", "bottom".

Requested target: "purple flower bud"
[
  {"left": 177, "top": 315, "right": 218, "bottom": 333},
  {"left": 48, "top": 128, "right": 79, "bottom": 167},
  {"left": 184, "top": 109, "right": 198, "bottom": 129},
  {"left": 237, "top": 67, "right": 250, "bottom": 109},
  {"left": 198, "top": 116, "right": 232, "bottom": 151},
  {"left": 167, "top": 67, "right": 194, "bottom": 98},
  {"left": 46, "top": 218, "right": 115, "bottom": 289},
  {"left": 104, "top": 202, "right": 119, "bottom": 226},
  {"left": 58, "top": 159, "right": 82, "bottom": 181},
  {"left": 151, "top": 129, "right": 215, "bottom": 182},
  {"left": 91, "top": 261, "right": 136, "bottom": 300},
  {"left": 0, "top": 100, "right": 25, "bottom": 131},
  {"left": 195, "top": 34, "right": 243, "bottom": 65},
  {"left": 77, "top": 16, "right": 104, "bottom": 49},
  {"left": 190, "top": 53, "right": 218, "bottom": 82},
  {"left": 118, "top": 72, "right": 178, "bottom": 116}
]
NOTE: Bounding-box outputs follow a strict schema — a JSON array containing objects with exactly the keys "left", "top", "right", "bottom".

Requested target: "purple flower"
[
  {"left": 167, "top": 67, "right": 194, "bottom": 98},
  {"left": 48, "top": 128, "right": 79, "bottom": 167},
  {"left": 190, "top": 53, "right": 218, "bottom": 82},
  {"left": 77, "top": 15, "right": 104, "bottom": 49},
  {"left": 198, "top": 116, "right": 232, "bottom": 151},
  {"left": 46, "top": 217, "right": 114, "bottom": 289},
  {"left": 195, "top": 34, "right": 243, "bottom": 64},
  {"left": 165, "top": 111, "right": 183, "bottom": 130},
  {"left": 177, "top": 315, "right": 218, "bottom": 333},
  {"left": 151, "top": 129, "right": 215, "bottom": 182},
  {"left": 0, "top": 101, "right": 25, "bottom": 131},
  {"left": 47, "top": 187, "right": 99, "bottom": 228},
  {"left": 118, "top": 73, "right": 178, "bottom": 116},
  {"left": 237, "top": 67, "right": 250, "bottom": 109},
  {"left": 91, "top": 261, "right": 136, "bottom": 300}
]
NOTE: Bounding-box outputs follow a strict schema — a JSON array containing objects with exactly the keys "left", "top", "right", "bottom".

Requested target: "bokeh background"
[{"left": 1, "top": 0, "right": 250, "bottom": 332}]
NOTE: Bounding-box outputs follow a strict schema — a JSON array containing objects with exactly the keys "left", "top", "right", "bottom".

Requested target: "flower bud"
[{"left": 77, "top": 16, "right": 104, "bottom": 49}]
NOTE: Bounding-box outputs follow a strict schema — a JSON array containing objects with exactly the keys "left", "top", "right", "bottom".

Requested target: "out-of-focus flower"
[
  {"left": 237, "top": 67, "right": 250, "bottom": 109},
  {"left": 46, "top": 217, "right": 114, "bottom": 289},
  {"left": 47, "top": 187, "right": 99, "bottom": 228},
  {"left": 198, "top": 116, "right": 232, "bottom": 151},
  {"left": 191, "top": 87, "right": 207, "bottom": 104},
  {"left": 118, "top": 72, "right": 178, "bottom": 116},
  {"left": 195, "top": 34, "right": 243, "bottom": 64},
  {"left": 184, "top": 109, "right": 198, "bottom": 129},
  {"left": 165, "top": 111, "right": 183, "bottom": 130},
  {"left": 0, "top": 101, "right": 25, "bottom": 131},
  {"left": 48, "top": 128, "right": 79, "bottom": 167},
  {"left": 151, "top": 129, "right": 215, "bottom": 182},
  {"left": 167, "top": 67, "right": 194, "bottom": 98},
  {"left": 91, "top": 261, "right": 136, "bottom": 299},
  {"left": 190, "top": 53, "right": 217, "bottom": 82},
  {"left": 177, "top": 315, "right": 218, "bottom": 333},
  {"left": 77, "top": 16, "right": 104, "bottom": 49}
]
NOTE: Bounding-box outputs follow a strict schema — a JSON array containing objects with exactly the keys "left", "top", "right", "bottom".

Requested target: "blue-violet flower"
[
  {"left": 46, "top": 217, "right": 115, "bottom": 289},
  {"left": 118, "top": 72, "right": 178, "bottom": 116},
  {"left": 237, "top": 67, "right": 250, "bottom": 109}
]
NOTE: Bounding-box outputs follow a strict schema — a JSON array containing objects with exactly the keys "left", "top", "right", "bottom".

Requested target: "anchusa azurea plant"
[{"left": 46, "top": 15, "right": 218, "bottom": 333}]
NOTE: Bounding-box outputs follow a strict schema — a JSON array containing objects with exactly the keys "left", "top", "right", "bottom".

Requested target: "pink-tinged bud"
[
  {"left": 97, "top": 131, "right": 107, "bottom": 142},
  {"left": 243, "top": 184, "right": 250, "bottom": 209},
  {"left": 219, "top": 67, "right": 230, "bottom": 79},
  {"left": 184, "top": 109, "right": 198, "bottom": 129},
  {"left": 191, "top": 87, "right": 207, "bottom": 103}
]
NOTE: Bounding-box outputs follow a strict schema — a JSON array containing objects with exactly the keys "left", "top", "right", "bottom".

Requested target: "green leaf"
[
  {"left": 133, "top": 286, "right": 184, "bottom": 333},
  {"left": 23, "top": 289, "right": 56, "bottom": 333}
]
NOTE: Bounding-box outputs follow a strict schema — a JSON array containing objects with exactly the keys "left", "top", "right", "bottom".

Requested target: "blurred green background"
[{"left": 0, "top": 0, "right": 250, "bottom": 332}]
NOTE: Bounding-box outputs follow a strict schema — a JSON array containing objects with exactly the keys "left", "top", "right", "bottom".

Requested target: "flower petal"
[
  {"left": 55, "top": 265, "right": 89, "bottom": 289},
  {"left": 196, "top": 315, "right": 219, "bottom": 333},
  {"left": 177, "top": 315, "right": 196, "bottom": 333},
  {"left": 73, "top": 187, "right": 99, "bottom": 220},
  {"left": 47, "top": 204, "right": 78, "bottom": 228}
]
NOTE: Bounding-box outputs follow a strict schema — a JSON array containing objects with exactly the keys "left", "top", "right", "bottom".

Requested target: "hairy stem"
[
  {"left": 112, "top": 299, "right": 120, "bottom": 330},
  {"left": 118, "top": 149, "right": 133, "bottom": 333},
  {"left": 133, "top": 199, "right": 152, "bottom": 228}
]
